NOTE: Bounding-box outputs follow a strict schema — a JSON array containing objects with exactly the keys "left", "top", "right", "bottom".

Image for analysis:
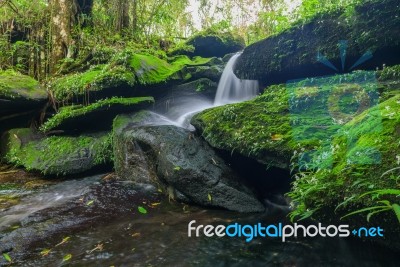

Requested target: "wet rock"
[
  {"left": 169, "top": 32, "right": 245, "bottom": 58},
  {"left": 1, "top": 128, "right": 112, "bottom": 176},
  {"left": 184, "top": 65, "right": 224, "bottom": 83},
  {"left": 113, "top": 114, "right": 265, "bottom": 212},
  {"left": 0, "top": 70, "right": 47, "bottom": 117},
  {"left": 153, "top": 78, "right": 217, "bottom": 114}
]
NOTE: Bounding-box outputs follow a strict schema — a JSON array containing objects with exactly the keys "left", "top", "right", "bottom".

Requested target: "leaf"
[
  {"left": 62, "top": 254, "right": 72, "bottom": 262},
  {"left": 138, "top": 206, "right": 147, "bottom": 214},
  {"left": 3, "top": 253, "right": 12, "bottom": 263},
  {"left": 341, "top": 205, "right": 388, "bottom": 220},
  {"left": 55, "top": 236, "right": 70, "bottom": 247},
  {"left": 40, "top": 248, "right": 51, "bottom": 256},
  {"left": 131, "top": 232, "right": 141, "bottom": 237},
  {"left": 86, "top": 200, "right": 94, "bottom": 206},
  {"left": 150, "top": 202, "right": 161, "bottom": 207},
  {"left": 207, "top": 193, "right": 212, "bottom": 202},
  {"left": 392, "top": 204, "right": 400, "bottom": 223},
  {"left": 173, "top": 166, "right": 181, "bottom": 171},
  {"left": 271, "top": 134, "right": 283, "bottom": 141}
]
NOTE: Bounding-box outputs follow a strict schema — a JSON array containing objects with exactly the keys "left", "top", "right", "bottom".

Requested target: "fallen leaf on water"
[
  {"left": 89, "top": 243, "right": 104, "bottom": 254},
  {"left": 2, "top": 253, "right": 12, "bottom": 263},
  {"left": 208, "top": 193, "right": 212, "bottom": 202},
  {"left": 131, "top": 232, "right": 141, "bottom": 237},
  {"left": 138, "top": 206, "right": 147, "bottom": 214},
  {"left": 40, "top": 248, "right": 51, "bottom": 257},
  {"left": 86, "top": 200, "right": 94, "bottom": 206},
  {"left": 55, "top": 236, "right": 70, "bottom": 247},
  {"left": 151, "top": 202, "right": 161, "bottom": 207},
  {"left": 62, "top": 254, "right": 72, "bottom": 262},
  {"left": 173, "top": 166, "right": 181, "bottom": 171}
]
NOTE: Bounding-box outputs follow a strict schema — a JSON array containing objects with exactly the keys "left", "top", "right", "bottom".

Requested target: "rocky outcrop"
[
  {"left": 113, "top": 113, "right": 265, "bottom": 212},
  {"left": 1, "top": 128, "right": 112, "bottom": 176},
  {"left": 48, "top": 52, "right": 216, "bottom": 104},
  {"left": 234, "top": 0, "right": 400, "bottom": 85},
  {"left": 0, "top": 70, "right": 48, "bottom": 134},
  {"left": 0, "top": 70, "right": 47, "bottom": 116}
]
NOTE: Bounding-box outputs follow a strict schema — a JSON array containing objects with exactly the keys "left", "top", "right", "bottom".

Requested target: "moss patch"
[
  {"left": 40, "top": 96, "right": 154, "bottom": 132},
  {"left": 0, "top": 69, "right": 46, "bottom": 100},
  {"left": 288, "top": 94, "right": 400, "bottom": 246},
  {"left": 3, "top": 128, "right": 113, "bottom": 176},
  {"left": 49, "top": 51, "right": 212, "bottom": 104}
]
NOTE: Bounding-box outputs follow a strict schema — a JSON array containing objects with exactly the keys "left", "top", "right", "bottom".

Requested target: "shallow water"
[{"left": 0, "top": 174, "right": 398, "bottom": 267}]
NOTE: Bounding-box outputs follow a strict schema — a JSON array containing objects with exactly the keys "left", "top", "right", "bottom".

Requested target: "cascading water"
[
  {"left": 164, "top": 52, "right": 259, "bottom": 129},
  {"left": 214, "top": 53, "right": 259, "bottom": 106}
]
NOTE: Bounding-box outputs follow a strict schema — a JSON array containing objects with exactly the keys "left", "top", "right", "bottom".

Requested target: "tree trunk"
[
  {"left": 114, "top": 0, "right": 130, "bottom": 34},
  {"left": 49, "top": 0, "right": 78, "bottom": 73}
]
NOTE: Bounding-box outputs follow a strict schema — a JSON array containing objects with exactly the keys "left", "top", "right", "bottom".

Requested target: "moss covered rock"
[
  {"left": 235, "top": 0, "right": 400, "bottom": 85},
  {"left": 1, "top": 128, "right": 112, "bottom": 176},
  {"left": 113, "top": 113, "right": 265, "bottom": 212},
  {"left": 169, "top": 30, "right": 245, "bottom": 58},
  {"left": 40, "top": 97, "right": 154, "bottom": 133},
  {"left": 49, "top": 51, "right": 213, "bottom": 104},
  {"left": 288, "top": 94, "right": 400, "bottom": 249},
  {"left": 0, "top": 70, "right": 47, "bottom": 116},
  {"left": 192, "top": 68, "right": 400, "bottom": 169},
  {"left": 192, "top": 84, "right": 294, "bottom": 169}
]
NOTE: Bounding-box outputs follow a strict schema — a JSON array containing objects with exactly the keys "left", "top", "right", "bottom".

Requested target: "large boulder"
[
  {"left": 0, "top": 70, "right": 47, "bottom": 130},
  {"left": 113, "top": 113, "right": 265, "bottom": 212},
  {"left": 40, "top": 97, "right": 154, "bottom": 133},
  {"left": 234, "top": 0, "right": 400, "bottom": 86},
  {"left": 1, "top": 128, "right": 112, "bottom": 176}
]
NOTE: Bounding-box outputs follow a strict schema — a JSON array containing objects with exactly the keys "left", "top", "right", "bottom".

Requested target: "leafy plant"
[{"left": 341, "top": 189, "right": 400, "bottom": 223}]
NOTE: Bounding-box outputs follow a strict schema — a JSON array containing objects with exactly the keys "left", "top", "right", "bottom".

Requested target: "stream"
[{"left": 0, "top": 174, "right": 399, "bottom": 266}]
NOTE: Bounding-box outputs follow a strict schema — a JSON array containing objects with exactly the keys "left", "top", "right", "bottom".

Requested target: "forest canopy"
[{"left": 0, "top": 0, "right": 362, "bottom": 79}]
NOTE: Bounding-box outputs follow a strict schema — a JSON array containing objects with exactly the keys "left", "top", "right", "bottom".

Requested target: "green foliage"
[
  {"left": 288, "top": 94, "right": 400, "bottom": 226},
  {"left": 341, "top": 189, "right": 400, "bottom": 223}
]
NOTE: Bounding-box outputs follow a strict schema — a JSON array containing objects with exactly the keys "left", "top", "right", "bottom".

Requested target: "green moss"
[
  {"left": 192, "top": 84, "right": 297, "bottom": 168},
  {"left": 288, "top": 94, "right": 400, "bottom": 226},
  {"left": 49, "top": 64, "right": 135, "bottom": 103},
  {"left": 4, "top": 129, "right": 113, "bottom": 176},
  {"left": 0, "top": 69, "right": 46, "bottom": 100},
  {"left": 40, "top": 96, "right": 154, "bottom": 132},
  {"left": 49, "top": 51, "right": 212, "bottom": 103},
  {"left": 129, "top": 53, "right": 211, "bottom": 85}
]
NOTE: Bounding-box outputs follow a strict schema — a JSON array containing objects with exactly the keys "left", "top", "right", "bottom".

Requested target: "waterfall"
[
  {"left": 214, "top": 53, "right": 259, "bottom": 106},
  {"left": 159, "top": 52, "right": 259, "bottom": 129}
]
